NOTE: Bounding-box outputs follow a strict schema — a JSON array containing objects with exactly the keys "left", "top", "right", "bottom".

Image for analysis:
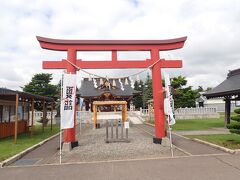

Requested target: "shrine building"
[{"left": 79, "top": 77, "right": 141, "bottom": 112}]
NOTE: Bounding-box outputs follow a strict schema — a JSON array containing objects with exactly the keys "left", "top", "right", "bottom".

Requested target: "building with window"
[{"left": 0, "top": 88, "right": 54, "bottom": 140}]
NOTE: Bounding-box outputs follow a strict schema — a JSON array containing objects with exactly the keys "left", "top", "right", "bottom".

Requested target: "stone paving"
[{"left": 47, "top": 125, "right": 186, "bottom": 164}]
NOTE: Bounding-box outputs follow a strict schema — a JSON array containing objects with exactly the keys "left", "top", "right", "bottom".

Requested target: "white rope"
[{"left": 63, "top": 58, "right": 163, "bottom": 80}]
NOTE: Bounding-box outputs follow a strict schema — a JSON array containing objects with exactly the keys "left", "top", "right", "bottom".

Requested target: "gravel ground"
[{"left": 47, "top": 125, "right": 186, "bottom": 164}]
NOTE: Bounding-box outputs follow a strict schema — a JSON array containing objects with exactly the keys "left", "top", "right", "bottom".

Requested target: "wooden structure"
[
  {"left": 204, "top": 68, "right": 240, "bottom": 127},
  {"left": 92, "top": 101, "right": 127, "bottom": 128},
  {"left": 0, "top": 88, "right": 54, "bottom": 143},
  {"left": 37, "top": 36, "right": 187, "bottom": 144}
]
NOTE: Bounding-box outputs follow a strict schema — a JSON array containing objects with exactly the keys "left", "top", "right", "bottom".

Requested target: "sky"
[{"left": 0, "top": 0, "right": 240, "bottom": 90}]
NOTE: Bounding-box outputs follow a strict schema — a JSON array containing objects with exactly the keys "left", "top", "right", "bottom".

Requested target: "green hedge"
[{"left": 229, "top": 129, "right": 240, "bottom": 134}]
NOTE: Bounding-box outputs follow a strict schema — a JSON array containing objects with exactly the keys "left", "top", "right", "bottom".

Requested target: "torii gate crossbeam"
[{"left": 37, "top": 36, "right": 187, "bottom": 145}]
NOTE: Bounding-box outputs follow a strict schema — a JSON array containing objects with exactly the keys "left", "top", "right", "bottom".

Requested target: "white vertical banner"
[
  {"left": 61, "top": 73, "right": 77, "bottom": 129},
  {"left": 164, "top": 74, "right": 176, "bottom": 126}
]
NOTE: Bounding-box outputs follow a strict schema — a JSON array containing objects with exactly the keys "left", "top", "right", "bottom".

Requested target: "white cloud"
[{"left": 0, "top": 0, "right": 240, "bottom": 90}]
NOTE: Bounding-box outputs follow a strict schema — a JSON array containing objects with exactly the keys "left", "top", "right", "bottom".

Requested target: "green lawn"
[
  {"left": 186, "top": 134, "right": 240, "bottom": 150},
  {"left": 146, "top": 118, "right": 225, "bottom": 131},
  {"left": 0, "top": 125, "right": 60, "bottom": 161},
  {"left": 172, "top": 118, "right": 225, "bottom": 131}
]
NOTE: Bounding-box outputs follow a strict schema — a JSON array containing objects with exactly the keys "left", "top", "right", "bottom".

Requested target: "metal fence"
[{"left": 174, "top": 107, "right": 219, "bottom": 119}]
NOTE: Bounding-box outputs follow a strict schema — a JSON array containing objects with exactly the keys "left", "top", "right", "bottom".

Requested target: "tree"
[
  {"left": 132, "top": 80, "right": 144, "bottom": 109},
  {"left": 227, "top": 109, "right": 240, "bottom": 134},
  {"left": 23, "top": 73, "right": 58, "bottom": 98},
  {"left": 23, "top": 73, "right": 59, "bottom": 111},
  {"left": 206, "top": 87, "right": 212, "bottom": 91},
  {"left": 171, "top": 75, "right": 187, "bottom": 89},
  {"left": 23, "top": 73, "right": 59, "bottom": 126},
  {"left": 197, "top": 86, "right": 204, "bottom": 92},
  {"left": 143, "top": 73, "right": 153, "bottom": 108},
  {"left": 171, "top": 76, "right": 199, "bottom": 108}
]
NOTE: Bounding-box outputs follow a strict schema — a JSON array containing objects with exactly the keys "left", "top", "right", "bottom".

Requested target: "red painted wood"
[
  {"left": 37, "top": 36, "right": 187, "bottom": 142},
  {"left": 43, "top": 59, "right": 182, "bottom": 69},
  {"left": 0, "top": 120, "right": 27, "bottom": 139},
  {"left": 43, "top": 60, "right": 67, "bottom": 69},
  {"left": 63, "top": 49, "right": 77, "bottom": 143},
  {"left": 37, "top": 36, "right": 187, "bottom": 51},
  {"left": 37, "top": 36, "right": 187, "bottom": 45},
  {"left": 151, "top": 49, "right": 165, "bottom": 138}
]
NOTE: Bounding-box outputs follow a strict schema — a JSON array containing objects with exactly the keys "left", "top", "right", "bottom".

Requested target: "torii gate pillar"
[
  {"left": 37, "top": 36, "right": 187, "bottom": 146},
  {"left": 64, "top": 49, "right": 77, "bottom": 144},
  {"left": 151, "top": 49, "right": 165, "bottom": 143}
]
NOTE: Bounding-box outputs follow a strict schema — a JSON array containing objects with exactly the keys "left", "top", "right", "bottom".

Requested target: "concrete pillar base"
[
  {"left": 62, "top": 142, "right": 72, "bottom": 152},
  {"left": 161, "top": 137, "right": 171, "bottom": 147}
]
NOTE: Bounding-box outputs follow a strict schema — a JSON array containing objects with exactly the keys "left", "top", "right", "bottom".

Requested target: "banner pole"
[
  {"left": 60, "top": 129, "right": 62, "bottom": 164},
  {"left": 60, "top": 73, "right": 64, "bottom": 164},
  {"left": 167, "top": 116, "right": 174, "bottom": 158}
]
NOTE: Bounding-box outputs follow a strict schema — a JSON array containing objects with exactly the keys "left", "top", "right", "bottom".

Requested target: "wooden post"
[
  {"left": 122, "top": 105, "right": 124, "bottom": 123},
  {"left": 122, "top": 104, "right": 127, "bottom": 122},
  {"left": 27, "top": 102, "right": 30, "bottom": 130},
  {"left": 31, "top": 99, "right": 34, "bottom": 137},
  {"left": 42, "top": 100, "right": 46, "bottom": 132},
  {"left": 93, "top": 104, "right": 97, "bottom": 128},
  {"left": 224, "top": 98, "right": 231, "bottom": 127},
  {"left": 14, "top": 94, "right": 19, "bottom": 144},
  {"left": 22, "top": 99, "right": 25, "bottom": 121},
  {"left": 124, "top": 104, "right": 126, "bottom": 122},
  {"left": 51, "top": 102, "right": 53, "bottom": 131}
]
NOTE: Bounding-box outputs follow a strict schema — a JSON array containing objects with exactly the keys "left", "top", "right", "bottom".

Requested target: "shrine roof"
[
  {"left": 204, "top": 68, "right": 240, "bottom": 98},
  {"left": 79, "top": 78, "right": 141, "bottom": 98}
]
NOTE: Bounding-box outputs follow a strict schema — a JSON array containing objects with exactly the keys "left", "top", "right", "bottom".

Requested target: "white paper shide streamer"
[
  {"left": 129, "top": 76, "right": 135, "bottom": 88},
  {"left": 119, "top": 78, "right": 124, "bottom": 91},
  {"left": 93, "top": 78, "right": 98, "bottom": 88}
]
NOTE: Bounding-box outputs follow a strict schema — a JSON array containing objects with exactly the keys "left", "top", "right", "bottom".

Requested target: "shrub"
[{"left": 228, "top": 108, "right": 240, "bottom": 134}]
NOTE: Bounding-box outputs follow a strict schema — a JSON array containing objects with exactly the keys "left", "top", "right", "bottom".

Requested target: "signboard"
[
  {"left": 124, "top": 122, "right": 129, "bottom": 129},
  {"left": 61, "top": 74, "right": 77, "bottom": 129}
]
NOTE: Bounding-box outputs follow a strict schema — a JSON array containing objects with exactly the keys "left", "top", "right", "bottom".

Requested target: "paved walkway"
[
  {"left": 10, "top": 123, "right": 228, "bottom": 167},
  {"left": 135, "top": 124, "right": 227, "bottom": 155},
  {"left": 1, "top": 154, "right": 240, "bottom": 180},
  {"left": 1, "top": 122, "right": 240, "bottom": 179},
  {"left": 174, "top": 128, "right": 230, "bottom": 136}
]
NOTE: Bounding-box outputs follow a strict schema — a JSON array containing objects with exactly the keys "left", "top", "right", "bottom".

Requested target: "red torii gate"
[{"left": 37, "top": 36, "right": 187, "bottom": 145}]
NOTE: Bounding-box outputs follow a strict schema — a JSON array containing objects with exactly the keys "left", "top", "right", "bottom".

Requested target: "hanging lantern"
[
  {"left": 112, "top": 79, "right": 116, "bottom": 86},
  {"left": 125, "top": 78, "right": 129, "bottom": 85}
]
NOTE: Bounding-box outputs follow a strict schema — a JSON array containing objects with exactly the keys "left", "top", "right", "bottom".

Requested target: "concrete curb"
[
  {"left": 142, "top": 122, "right": 192, "bottom": 156},
  {"left": 143, "top": 122, "right": 154, "bottom": 127},
  {"left": 0, "top": 132, "right": 60, "bottom": 168},
  {"left": 192, "top": 138, "right": 240, "bottom": 154},
  {"left": 143, "top": 122, "right": 240, "bottom": 155}
]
